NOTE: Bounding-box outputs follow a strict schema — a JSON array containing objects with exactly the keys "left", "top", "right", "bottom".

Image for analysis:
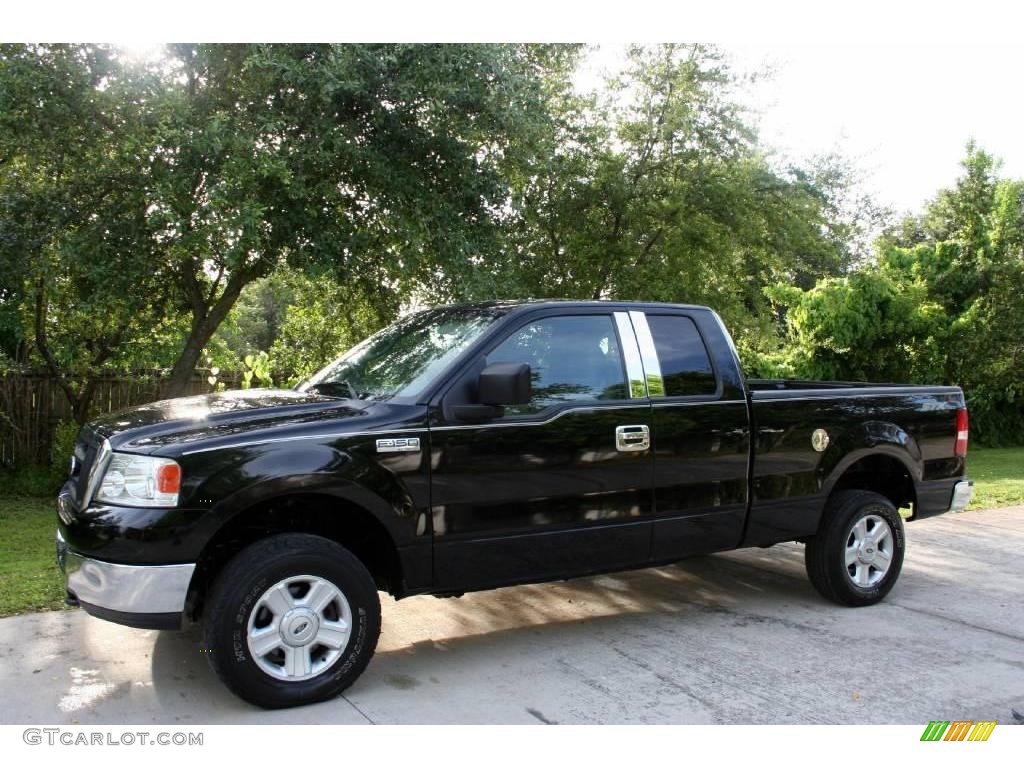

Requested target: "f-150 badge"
[{"left": 376, "top": 437, "right": 421, "bottom": 453}]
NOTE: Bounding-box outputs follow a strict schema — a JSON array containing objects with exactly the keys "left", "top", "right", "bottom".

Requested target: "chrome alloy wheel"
[
  {"left": 845, "top": 514, "right": 894, "bottom": 588},
  {"left": 246, "top": 575, "right": 352, "bottom": 681}
]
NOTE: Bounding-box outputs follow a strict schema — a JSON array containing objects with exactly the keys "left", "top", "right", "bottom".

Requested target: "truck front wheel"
[
  {"left": 805, "top": 490, "right": 905, "bottom": 607},
  {"left": 202, "top": 533, "right": 381, "bottom": 709}
]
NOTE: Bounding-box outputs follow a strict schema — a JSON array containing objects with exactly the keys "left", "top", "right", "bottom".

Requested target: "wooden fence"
[{"left": 0, "top": 369, "right": 242, "bottom": 468}]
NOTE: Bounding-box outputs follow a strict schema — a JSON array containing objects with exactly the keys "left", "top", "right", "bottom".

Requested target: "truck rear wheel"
[
  {"left": 202, "top": 533, "right": 381, "bottom": 709},
  {"left": 805, "top": 490, "right": 905, "bottom": 607}
]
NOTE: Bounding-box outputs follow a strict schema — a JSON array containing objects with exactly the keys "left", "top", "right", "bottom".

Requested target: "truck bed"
[
  {"left": 746, "top": 378, "right": 963, "bottom": 401},
  {"left": 749, "top": 378, "right": 911, "bottom": 391},
  {"left": 741, "top": 376, "right": 966, "bottom": 545}
]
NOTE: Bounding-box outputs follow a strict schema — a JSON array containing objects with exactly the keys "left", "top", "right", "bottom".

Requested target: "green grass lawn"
[
  {"left": 0, "top": 446, "right": 1020, "bottom": 618},
  {"left": 966, "top": 446, "right": 1024, "bottom": 511},
  {"left": 0, "top": 495, "right": 66, "bottom": 617}
]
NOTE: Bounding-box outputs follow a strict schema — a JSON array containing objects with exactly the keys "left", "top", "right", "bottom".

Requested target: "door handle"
[{"left": 615, "top": 424, "right": 650, "bottom": 452}]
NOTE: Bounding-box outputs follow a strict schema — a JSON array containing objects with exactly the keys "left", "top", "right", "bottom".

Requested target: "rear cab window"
[{"left": 646, "top": 315, "right": 717, "bottom": 397}]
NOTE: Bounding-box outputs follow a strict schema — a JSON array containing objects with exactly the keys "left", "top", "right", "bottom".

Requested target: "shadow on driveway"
[{"left": 3, "top": 507, "right": 1022, "bottom": 724}]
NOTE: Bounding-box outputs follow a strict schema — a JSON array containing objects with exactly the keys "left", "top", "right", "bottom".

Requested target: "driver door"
[{"left": 428, "top": 310, "right": 655, "bottom": 592}]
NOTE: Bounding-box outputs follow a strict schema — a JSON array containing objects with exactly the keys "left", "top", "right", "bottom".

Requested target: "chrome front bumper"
[
  {"left": 57, "top": 530, "right": 194, "bottom": 629},
  {"left": 948, "top": 480, "right": 973, "bottom": 512}
]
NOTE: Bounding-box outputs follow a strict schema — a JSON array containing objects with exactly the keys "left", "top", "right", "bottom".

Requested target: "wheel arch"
[
  {"left": 822, "top": 448, "right": 918, "bottom": 516},
  {"left": 185, "top": 490, "right": 406, "bottom": 621}
]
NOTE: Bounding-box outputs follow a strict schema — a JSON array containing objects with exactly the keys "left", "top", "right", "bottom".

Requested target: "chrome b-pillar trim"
[
  {"left": 628, "top": 311, "right": 665, "bottom": 397},
  {"left": 613, "top": 311, "right": 648, "bottom": 398}
]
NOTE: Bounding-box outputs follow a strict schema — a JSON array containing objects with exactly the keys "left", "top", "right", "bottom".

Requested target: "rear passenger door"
[{"left": 633, "top": 311, "right": 751, "bottom": 559}]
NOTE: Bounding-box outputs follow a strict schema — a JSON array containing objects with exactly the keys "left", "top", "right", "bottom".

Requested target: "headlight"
[{"left": 95, "top": 453, "right": 181, "bottom": 507}]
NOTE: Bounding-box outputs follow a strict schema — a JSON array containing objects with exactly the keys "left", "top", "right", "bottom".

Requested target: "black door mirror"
[
  {"left": 453, "top": 362, "right": 532, "bottom": 422},
  {"left": 479, "top": 362, "right": 531, "bottom": 406}
]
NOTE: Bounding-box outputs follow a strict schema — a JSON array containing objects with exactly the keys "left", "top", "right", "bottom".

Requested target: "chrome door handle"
[{"left": 615, "top": 424, "right": 650, "bottom": 452}]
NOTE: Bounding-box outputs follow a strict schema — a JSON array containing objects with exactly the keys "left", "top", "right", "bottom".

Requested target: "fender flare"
[
  {"left": 183, "top": 440, "right": 420, "bottom": 556},
  {"left": 818, "top": 420, "right": 922, "bottom": 501}
]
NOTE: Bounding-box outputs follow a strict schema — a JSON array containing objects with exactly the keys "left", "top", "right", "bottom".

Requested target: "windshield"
[{"left": 298, "top": 307, "right": 503, "bottom": 401}]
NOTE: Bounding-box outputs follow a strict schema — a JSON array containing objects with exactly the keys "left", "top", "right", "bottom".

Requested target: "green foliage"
[
  {"left": 0, "top": 45, "right": 176, "bottom": 420},
  {"left": 764, "top": 272, "right": 946, "bottom": 383},
  {"left": 481, "top": 44, "right": 883, "bottom": 351},
  {"left": 768, "top": 144, "right": 1024, "bottom": 444},
  {"left": 0, "top": 419, "right": 78, "bottom": 495},
  {"left": 240, "top": 351, "right": 274, "bottom": 389},
  {"left": 50, "top": 419, "right": 77, "bottom": 474},
  {"left": 1, "top": 43, "right": 562, "bottom": 414},
  {"left": 3, "top": 45, "right": 1020, "bottom": 448},
  {"left": 213, "top": 271, "right": 296, "bottom": 365},
  {"left": 0, "top": 464, "right": 64, "bottom": 497},
  {"left": 267, "top": 271, "right": 391, "bottom": 386}
]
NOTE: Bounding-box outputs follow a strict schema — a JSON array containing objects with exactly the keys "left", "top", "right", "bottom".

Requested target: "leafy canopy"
[
  {"left": 0, "top": 43, "right": 563, "bottom": 419},
  {"left": 766, "top": 144, "right": 1024, "bottom": 444}
]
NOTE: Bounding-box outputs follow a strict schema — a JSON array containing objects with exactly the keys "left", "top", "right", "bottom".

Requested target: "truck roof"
[{"left": 434, "top": 299, "right": 715, "bottom": 314}]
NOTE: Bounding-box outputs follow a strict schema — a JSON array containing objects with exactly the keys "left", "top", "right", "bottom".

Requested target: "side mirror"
[
  {"left": 452, "top": 362, "right": 532, "bottom": 422},
  {"left": 479, "top": 362, "right": 531, "bottom": 406}
]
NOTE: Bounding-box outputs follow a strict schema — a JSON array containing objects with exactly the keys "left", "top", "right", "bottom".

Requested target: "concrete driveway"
[{"left": 1, "top": 506, "right": 1021, "bottom": 725}]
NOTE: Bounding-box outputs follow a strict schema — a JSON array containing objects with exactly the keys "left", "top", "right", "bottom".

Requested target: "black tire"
[
  {"left": 203, "top": 533, "right": 381, "bottom": 709},
  {"left": 805, "top": 490, "right": 905, "bottom": 607}
]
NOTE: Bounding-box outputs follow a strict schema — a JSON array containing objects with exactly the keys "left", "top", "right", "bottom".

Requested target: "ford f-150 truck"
[{"left": 56, "top": 300, "right": 973, "bottom": 708}]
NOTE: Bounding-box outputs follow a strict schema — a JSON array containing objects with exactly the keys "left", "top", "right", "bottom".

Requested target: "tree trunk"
[
  {"left": 34, "top": 283, "right": 96, "bottom": 424},
  {"left": 162, "top": 274, "right": 248, "bottom": 398},
  {"left": 163, "top": 324, "right": 210, "bottom": 398}
]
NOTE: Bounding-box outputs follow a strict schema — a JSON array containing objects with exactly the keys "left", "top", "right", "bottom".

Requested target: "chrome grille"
[{"left": 67, "top": 427, "right": 109, "bottom": 509}]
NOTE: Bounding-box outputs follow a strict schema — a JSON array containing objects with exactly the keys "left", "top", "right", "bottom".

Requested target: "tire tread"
[
  {"left": 805, "top": 490, "right": 905, "bottom": 607},
  {"left": 203, "top": 533, "right": 381, "bottom": 709}
]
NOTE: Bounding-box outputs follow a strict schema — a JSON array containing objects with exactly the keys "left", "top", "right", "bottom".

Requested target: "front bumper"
[{"left": 57, "top": 530, "right": 194, "bottom": 630}]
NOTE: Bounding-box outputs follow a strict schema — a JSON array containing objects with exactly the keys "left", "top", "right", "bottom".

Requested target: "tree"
[
  {"left": 479, "top": 44, "right": 877, "bottom": 347},
  {"left": 211, "top": 269, "right": 297, "bottom": 365},
  {"left": 1, "top": 43, "right": 563, "bottom": 420},
  {"left": 267, "top": 270, "right": 393, "bottom": 386},
  {"left": 151, "top": 44, "right": 565, "bottom": 395},
  {"left": 770, "top": 143, "right": 1024, "bottom": 444},
  {"left": 881, "top": 143, "right": 1001, "bottom": 312},
  {"left": 0, "top": 44, "right": 172, "bottom": 421},
  {"left": 763, "top": 273, "right": 946, "bottom": 383}
]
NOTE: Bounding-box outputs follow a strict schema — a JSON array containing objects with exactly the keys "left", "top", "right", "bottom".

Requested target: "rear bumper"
[
  {"left": 948, "top": 480, "right": 973, "bottom": 512},
  {"left": 913, "top": 478, "right": 973, "bottom": 520},
  {"left": 57, "top": 530, "right": 193, "bottom": 630}
]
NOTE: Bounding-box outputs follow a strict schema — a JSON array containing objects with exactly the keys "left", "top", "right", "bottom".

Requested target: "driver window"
[{"left": 486, "top": 315, "right": 628, "bottom": 416}]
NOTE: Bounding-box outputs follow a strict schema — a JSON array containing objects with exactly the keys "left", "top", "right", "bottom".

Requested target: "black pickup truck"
[{"left": 57, "top": 300, "right": 972, "bottom": 708}]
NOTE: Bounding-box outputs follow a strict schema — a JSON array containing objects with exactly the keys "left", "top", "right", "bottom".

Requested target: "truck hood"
[{"left": 89, "top": 388, "right": 368, "bottom": 453}]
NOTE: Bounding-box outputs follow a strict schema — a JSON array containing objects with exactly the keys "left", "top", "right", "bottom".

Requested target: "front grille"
[
  {"left": 69, "top": 437, "right": 86, "bottom": 480},
  {"left": 67, "top": 427, "right": 108, "bottom": 509}
]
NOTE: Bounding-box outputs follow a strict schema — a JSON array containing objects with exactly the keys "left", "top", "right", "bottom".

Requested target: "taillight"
[{"left": 954, "top": 407, "right": 969, "bottom": 457}]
